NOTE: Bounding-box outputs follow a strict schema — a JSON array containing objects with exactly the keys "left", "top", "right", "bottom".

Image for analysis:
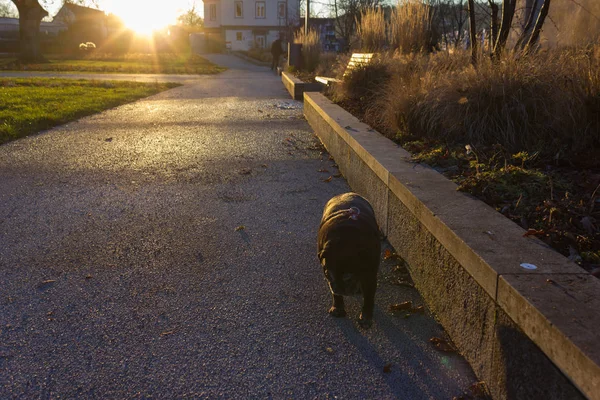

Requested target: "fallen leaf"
[
  {"left": 322, "top": 176, "right": 332, "bottom": 183},
  {"left": 318, "top": 168, "right": 330, "bottom": 173},
  {"left": 393, "top": 281, "right": 414, "bottom": 288},
  {"left": 413, "top": 305, "right": 425, "bottom": 314},
  {"left": 104, "top": 137, "right": 113, "bottom": 142},
  {"left": 257, "top": 109, "right": 263, "bottom": 113},
  {"left": 85, "top": 275, "right": 92, "bottom": 280},
  {"left": 469, "top": 381, "right": 488, "bottom": 397},
  {"left": 261, "top": 164, "right": 268, "bottom": 168},
  {"left": 160, "top": 330, "right": 176, "bottom": 336},
  {"left": 458, "top": 97, "right": 468, "bottom": 105},
  {"left": 235, "top": 225, "right": 245, "bottom": 231},
  {"left": 523, "top": 229, "right": 545, "bottom": 237},
  {"left": 325, "top": 347, "right": 334, "bottom": 354},
  {"left": 430, "top": 337, "right": 456, "bottom": 353},
  {"left": 383, "top": 363, "right": 392, "bottom": 373},
  {"left": 389, "top": 301, "right": 412, "bottom": 312},
  {"left": 384, "top": 249, "right": 400, "bottom": 260},
  {"left": 239, "top": 168, "right": 252, "bottom": 175}
]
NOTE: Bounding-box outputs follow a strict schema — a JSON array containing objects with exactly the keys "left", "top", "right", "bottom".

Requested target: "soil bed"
[{"left": 330, "top": 94, "right": 600, "bottom": 277}]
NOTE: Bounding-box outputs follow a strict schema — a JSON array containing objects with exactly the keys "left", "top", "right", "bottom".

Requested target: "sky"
[{"left": 1, "top": 0, "right": 204, "bottom": 31}]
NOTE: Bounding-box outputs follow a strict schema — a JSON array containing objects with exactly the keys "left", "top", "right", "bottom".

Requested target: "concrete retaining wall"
[
  {"left": 304, "top": 92, "right": 600, "bottom": 400},
  {"left": 281, "top": 71, "right": 322, "bottom": 100}
]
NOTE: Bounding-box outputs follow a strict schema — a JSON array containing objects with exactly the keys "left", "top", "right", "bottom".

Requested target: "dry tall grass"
[
  {"left": 389, "top": 0, "right": 433, "bottom": 53},
  {"left": 356, "top": 7, "right": 387, "bottom": 52},
  {"left": 294, "top": 28, "right": 321, "bottom": 72},
  {"left": 341, "top": 47, "right": 600, "bottom": 167}
]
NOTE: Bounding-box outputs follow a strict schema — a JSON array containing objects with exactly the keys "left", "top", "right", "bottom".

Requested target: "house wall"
[
  {"left": 204, "top": 1, "right": 222, "bottom": 29},
  {"left": 205, "top": 0, "right": 300, "bottom": 51},
  {"left": 225, "top": 29, "right": 254, "bottom": 51}
]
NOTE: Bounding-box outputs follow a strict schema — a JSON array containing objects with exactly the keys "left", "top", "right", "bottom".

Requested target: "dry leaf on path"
[
  {"left": 430, "top": 337, "right": 456, "bottom": 353},
  {"left": 322, "top": 176, "right": 332, "bottom": 183},
  {"left": 389, "top": 301, "right": 413, "bottom": 312},
  {"left": 523, "top": 229, "right": 545, "bottom": 237}
]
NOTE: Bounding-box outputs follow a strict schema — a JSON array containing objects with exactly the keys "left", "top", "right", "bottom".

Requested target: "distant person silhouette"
[{"left": 271, "top": 37, "right": 283, "bottom": 71}]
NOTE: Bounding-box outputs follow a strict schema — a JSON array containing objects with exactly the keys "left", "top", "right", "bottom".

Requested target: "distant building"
[
  {"left": 203, "top": 0, "right": 300, "bottom": 52},
  {"left": 0, "top": 17, "right": 67, "bottom": 53},
  {"left": 53, "top": 3, "right": 109, "bottom": 45},
  {"left": 307, "top": 18, "right": 341, "bottom": 52}
]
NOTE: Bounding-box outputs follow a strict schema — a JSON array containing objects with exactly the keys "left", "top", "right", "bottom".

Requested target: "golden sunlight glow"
[{"left": 103, "top": 0, "right": 180, "bottom": 35}]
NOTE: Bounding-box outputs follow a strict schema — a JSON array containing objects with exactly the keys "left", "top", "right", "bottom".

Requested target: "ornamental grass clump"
[
  {"left": 389, "top": 0, "right": 434, "bottom": 54},
  {"left": 375, "top": 48, "right": 600, "bottom": 167},
  {"left": 294, "top": 28, "right": 321, "bottom": 73},
  {"left": 356, "top": 7, "right": 387, "bottom": 52}
]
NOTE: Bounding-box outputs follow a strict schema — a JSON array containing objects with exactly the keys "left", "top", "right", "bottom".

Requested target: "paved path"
[{"left": 0, "top": 54, "right": 478, "bottom": 398}]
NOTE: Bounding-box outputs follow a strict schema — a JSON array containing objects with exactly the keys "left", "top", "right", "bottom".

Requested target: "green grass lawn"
[
  {"left": 0, "top": 53, "right": 226, "bottom": 74},
  {"left": 0, "top": 78, "right": 180, "bottom": 144}
]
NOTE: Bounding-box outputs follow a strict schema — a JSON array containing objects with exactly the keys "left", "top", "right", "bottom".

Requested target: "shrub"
[
  {"left": 294, "top": 28, "right": 321, "bottom": 72},
  {"left": 332, "top": 57, "right": 392, "bottom": 113},
  {"left": 374, "top": 48, "right": 600, "bottom": 167},
  {"left": 356, "top": 7, "right": 387, "bottom": 52}
]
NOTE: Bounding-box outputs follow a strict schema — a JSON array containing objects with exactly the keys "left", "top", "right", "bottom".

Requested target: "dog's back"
[{"left": 318, "top": 193, "right": 380, "bottom": 268}]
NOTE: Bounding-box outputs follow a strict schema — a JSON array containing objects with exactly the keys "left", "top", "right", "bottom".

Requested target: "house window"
[
  {"left": 255, "top": 35, "right": 266, "bottom": 48},
  {"left": 236, "top": 32, "right": 243, "bottom": 41},
  {"left": 278, "top": 2, "right": 286, "bottom": 18},
  {"left": 209, "top": 4, "right": 217, "bottom": 21},
  {"left": 255, "top": 1, "right": 265, "bottom": 18},
  {"left": 235, "top": 1, "right": 243, "bottom": 18}
]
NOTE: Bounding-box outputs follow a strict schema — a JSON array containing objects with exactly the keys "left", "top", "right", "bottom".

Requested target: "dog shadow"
[{"left": 332, "top": 305, "right": 469, "bottom": 400}]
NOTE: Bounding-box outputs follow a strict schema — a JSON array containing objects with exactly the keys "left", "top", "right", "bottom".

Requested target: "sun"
[{"left": 106, "top": 1, "right": 178, "bottom": 35}]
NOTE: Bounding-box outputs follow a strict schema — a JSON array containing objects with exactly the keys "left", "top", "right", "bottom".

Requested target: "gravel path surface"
[{"left": 0, "top": 54, "right": 479, "bottom": 399}]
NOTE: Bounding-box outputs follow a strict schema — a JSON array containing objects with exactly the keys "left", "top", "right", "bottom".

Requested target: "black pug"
[{"left": 317, "top": 192, "right": 381, "bottom": 328}]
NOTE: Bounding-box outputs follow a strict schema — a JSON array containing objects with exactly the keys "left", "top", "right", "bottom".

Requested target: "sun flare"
[{"left": 104, "top": 1, "right": 179, "bottom": 35}]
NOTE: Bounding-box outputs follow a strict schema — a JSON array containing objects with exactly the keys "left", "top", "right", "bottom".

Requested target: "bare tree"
[
  {"left": 330, "top": 0, "right": 381, "bottom": 51},
  {"left": 435, "top": 0, "right": 467, "bottom": 49},
  {"left": 0, "top": 1, "right": 18, "bottom": 17},
  {"left": 177, "top": 3, "right": 204, "bottom": 29},
  {"left": 523, "top": 0, "right": 550, "bottom": 51},
  {"left": 467, "top": 0, "right": 477, "bottom": 65},
  {"left": 492, "top": 0, "right": 516, "bottom": 59},
  {"left": 11, "top": 0, "right": 48, "bottom": 62}
]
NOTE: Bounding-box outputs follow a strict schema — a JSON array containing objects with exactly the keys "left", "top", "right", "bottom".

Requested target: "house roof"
[
  {"left": 0, "top": 18, "right": 19, "bottom": 26},
  {"left": 63, "top": 3, "right": 106, "bottom": 17}
]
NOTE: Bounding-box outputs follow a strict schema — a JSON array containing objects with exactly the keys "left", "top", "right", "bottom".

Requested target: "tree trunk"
[
  {"left": 492, "top": 0, "right": 516, "bottom": 60},
  {"left": 515, "top": 0, "right": 540, "bottom": 50},
  {"left": 524, "top": 0, "right": 551, "bottom": 52},
  {"left": 11, "top": 0, "right": 48, "bottom": 63},
  {"left": 489, "top": 1, "right": 499, "bottom": 52},
  {"left": 467, "top": 0, "right": 477, "bottom": 67}
]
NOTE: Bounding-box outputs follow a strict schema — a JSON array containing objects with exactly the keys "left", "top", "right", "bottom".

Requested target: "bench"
[{"left": 315, "top": 53, "right": 375, "bottom": 86}]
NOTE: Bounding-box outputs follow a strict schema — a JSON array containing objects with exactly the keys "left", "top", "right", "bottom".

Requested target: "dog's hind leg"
[{"left": 359, "top": 273, "right": 377, "bottom": 328}]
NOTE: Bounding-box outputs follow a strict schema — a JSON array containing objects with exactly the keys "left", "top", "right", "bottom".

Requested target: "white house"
[{"left": 203, "top": 0, "right": 300, "bottom": 52}]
